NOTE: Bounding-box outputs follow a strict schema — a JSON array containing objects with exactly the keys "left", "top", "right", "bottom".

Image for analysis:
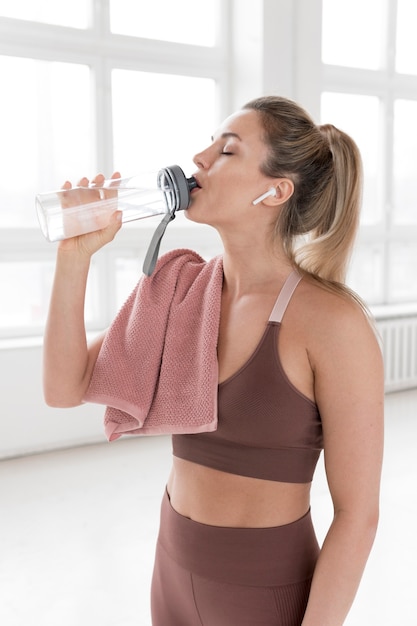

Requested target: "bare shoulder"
[
  {"left": 293, "top": 276, "right": 379, "bottom": 354},
  {"left": 292, "top": 276, "right": 384, "bottom": 407},
  {"left": 277, "top": 273, "right": 383, "bottom": 410}
]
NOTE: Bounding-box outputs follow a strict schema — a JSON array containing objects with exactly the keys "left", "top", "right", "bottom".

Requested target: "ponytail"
[{"left": 292, "top": 124, "right": 362, "bottom": 284}]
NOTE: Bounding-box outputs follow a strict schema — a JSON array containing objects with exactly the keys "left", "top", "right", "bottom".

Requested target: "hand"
[{"left": 58, "top": 172, "right": 123, "bottom": 257}]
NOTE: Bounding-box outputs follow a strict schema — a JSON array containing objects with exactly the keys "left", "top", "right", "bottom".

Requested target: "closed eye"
[{"left": 221, "top": 151, "right": 233, "bottom": 155}]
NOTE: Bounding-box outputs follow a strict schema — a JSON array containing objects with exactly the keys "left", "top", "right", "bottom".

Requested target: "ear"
[{"left": 263, "top": 178, "right": 294, "bottom": 206}]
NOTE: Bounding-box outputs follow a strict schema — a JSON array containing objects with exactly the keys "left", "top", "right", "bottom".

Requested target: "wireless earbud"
[{"left": 252, "top": 187, "right": 277, "bottom": 205}]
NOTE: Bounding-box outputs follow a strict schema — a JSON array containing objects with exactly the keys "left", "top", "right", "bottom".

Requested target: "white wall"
[{"left": 0, "top": 343, "right": 106, "bottom": 459}]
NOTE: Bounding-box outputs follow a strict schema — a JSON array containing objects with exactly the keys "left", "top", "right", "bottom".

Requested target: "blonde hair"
[{"left": 244, "top": 96, "right": 363, "bottom": 290}]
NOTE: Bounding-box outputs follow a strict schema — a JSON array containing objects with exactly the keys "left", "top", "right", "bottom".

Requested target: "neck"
[{"left": 220, "top": 237, "right": 293, "bottom": 297}]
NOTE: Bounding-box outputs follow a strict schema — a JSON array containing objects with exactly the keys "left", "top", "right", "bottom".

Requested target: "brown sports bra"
[{"left": 172, "top": 271, "right": 323, "bottom": 483}]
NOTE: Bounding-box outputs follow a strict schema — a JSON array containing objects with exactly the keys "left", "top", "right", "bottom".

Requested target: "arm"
[
  {"left": 302, "top": 300, "right": 384, "bottom": 626},
  {"left": 43, "top": 175, "right": 122, "bottom": 407}
]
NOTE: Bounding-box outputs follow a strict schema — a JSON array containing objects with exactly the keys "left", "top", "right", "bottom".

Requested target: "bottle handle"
[{"left": 142, "top": 211, "right": 176, "bottom": 276}]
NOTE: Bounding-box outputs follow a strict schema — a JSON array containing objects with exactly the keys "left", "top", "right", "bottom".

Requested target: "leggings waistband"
[{"left": 157, "top": 489, "right": 319, "bottom": 587}]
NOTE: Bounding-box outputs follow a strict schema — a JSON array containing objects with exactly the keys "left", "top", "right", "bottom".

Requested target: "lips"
[{"left": 192, "top": 175, "right": 202, "bottom": 189}]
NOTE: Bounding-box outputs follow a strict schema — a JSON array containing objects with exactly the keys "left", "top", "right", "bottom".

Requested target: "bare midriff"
[{"left": 167, "top": 456, "right": 311, "bottom": 528}]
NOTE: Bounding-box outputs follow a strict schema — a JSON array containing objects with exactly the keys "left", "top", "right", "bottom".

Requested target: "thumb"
[
  {"left": 88, "top": 210, "right": 123, "bottom": 251},
  {"left": 102, "top": 210, "right": 123, "bottom": 239}
]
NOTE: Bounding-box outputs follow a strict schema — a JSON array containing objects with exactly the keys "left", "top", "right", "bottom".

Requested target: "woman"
[{"left": 43, "top": 96, "right": 384, "bottom": 625}]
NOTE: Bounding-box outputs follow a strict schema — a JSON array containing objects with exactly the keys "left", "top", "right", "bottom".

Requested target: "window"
[
  {"left": 393, "top": 99, "right": 417, "bottom": 224},
  {"left": 0, "top": 0, "right": 90, "bottom": 28},
  {"left": 0, "top": 1, "right": 226, "bottom": 338},
  {"left": 109, "top": 0, "right": 219, "bottom": 46},
  {"left": 396, "top": 0, "right": 417, "bottom": 75},
  {"left": 322, "top": 0, "right": 387, "bottom": 71},
  {"left": 0, "top": 57, "right": 92, "bottom": 228},
  {"left": 321, "top": 0, "right": 417, "bottom": 305},
  {"left": 111, "top": 71, "right": 216, "bottom": 175}
]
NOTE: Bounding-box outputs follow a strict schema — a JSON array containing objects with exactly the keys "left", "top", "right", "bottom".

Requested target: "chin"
[{"left": 184, "top": 206, "right": 207, "bottom": 225}]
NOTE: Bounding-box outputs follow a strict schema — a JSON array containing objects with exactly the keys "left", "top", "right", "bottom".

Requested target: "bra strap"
[{"left": 269, "top": 270, "right": 302, "bottom": 323}]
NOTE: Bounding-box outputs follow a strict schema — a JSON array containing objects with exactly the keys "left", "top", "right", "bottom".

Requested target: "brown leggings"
[{"left": 151, "top": 490, "right": 319, "bottom": 625}]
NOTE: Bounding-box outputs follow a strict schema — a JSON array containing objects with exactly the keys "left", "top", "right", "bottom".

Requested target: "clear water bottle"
[{"left": 36, "top": 165, "right": 197, "bottom": 242}]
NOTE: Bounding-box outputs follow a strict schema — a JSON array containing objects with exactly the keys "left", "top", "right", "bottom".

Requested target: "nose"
[{"left": 192, "top": 145, "right": 213, "bottom": 169}]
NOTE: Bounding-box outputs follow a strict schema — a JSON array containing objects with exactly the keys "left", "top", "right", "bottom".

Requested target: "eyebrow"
[{"left": 211, "top": 131, "right": 242, "bottom": 142}]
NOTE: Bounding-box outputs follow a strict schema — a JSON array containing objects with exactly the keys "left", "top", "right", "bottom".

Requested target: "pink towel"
[{"left": 84, "top": 249, "right": 223, "bottom": 441}]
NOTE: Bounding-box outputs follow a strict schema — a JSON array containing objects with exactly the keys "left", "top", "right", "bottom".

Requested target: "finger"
[
  {"left": 95, "top": 210, "right": 123, "bottom": 246},
  {"left": 60, "top": 181, "right": 74, "bottom": 208},
  {"left": 110, "top": 210, "right": 123, "bottom": 229},
  {"left": 91, "top": 173, "right": 105, "bottom": 187},
  {"left": 107, "top": 172, "right": 122, "bottom": 190}
]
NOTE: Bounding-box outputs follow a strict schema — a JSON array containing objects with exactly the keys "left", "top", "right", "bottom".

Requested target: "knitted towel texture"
[{"left": 84, "top": 249, "right": 223, "bottom": 441}]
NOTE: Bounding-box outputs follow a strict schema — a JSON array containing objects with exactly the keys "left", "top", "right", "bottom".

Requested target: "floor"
[{"left": 0, "top": 389, "right": 416, "bottom": 626}]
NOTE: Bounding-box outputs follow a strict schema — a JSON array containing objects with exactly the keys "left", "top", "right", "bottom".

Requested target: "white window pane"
[
  {"left": 0, "top": 260, "right": 54, "bottom": 332},
  {"left": 0, "top": 57, "right": 93, "bottom": 228},
  {"left": 112, "top": 71, "right": 217, "bottom": 177},
  {"left": 347, "top": 244, "right": 384, "bottom": 304},
  {"left": 110, "top": 0, "right": 219, "bottom": 46},
  {"left": 0, "top": 258, "right": 100, "bottom": 335},
  {"left": 388, "top": 243, "right": 417, "bottom": 302},
  {"left": 0, "top": 0, "right": 90, "bottom": 28},
  {"left": 322, "top": 0, "right": 387, "bottom": 69},
  {"left": 114, "top": 256, "right": 142, "bottom": 311},
  {"left": 321, "top": 92, "right": 382, "bottom": 225},
  {"left": 396, "top": 0, "right": 417, "bottom": 75},
  {"left": 393, "top": 99, "right": 417, "bottom": 224}
]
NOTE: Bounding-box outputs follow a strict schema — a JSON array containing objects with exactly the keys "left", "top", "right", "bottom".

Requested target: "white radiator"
[{"left": 376, "top": 315, "right": 417, "bottom": 393}]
